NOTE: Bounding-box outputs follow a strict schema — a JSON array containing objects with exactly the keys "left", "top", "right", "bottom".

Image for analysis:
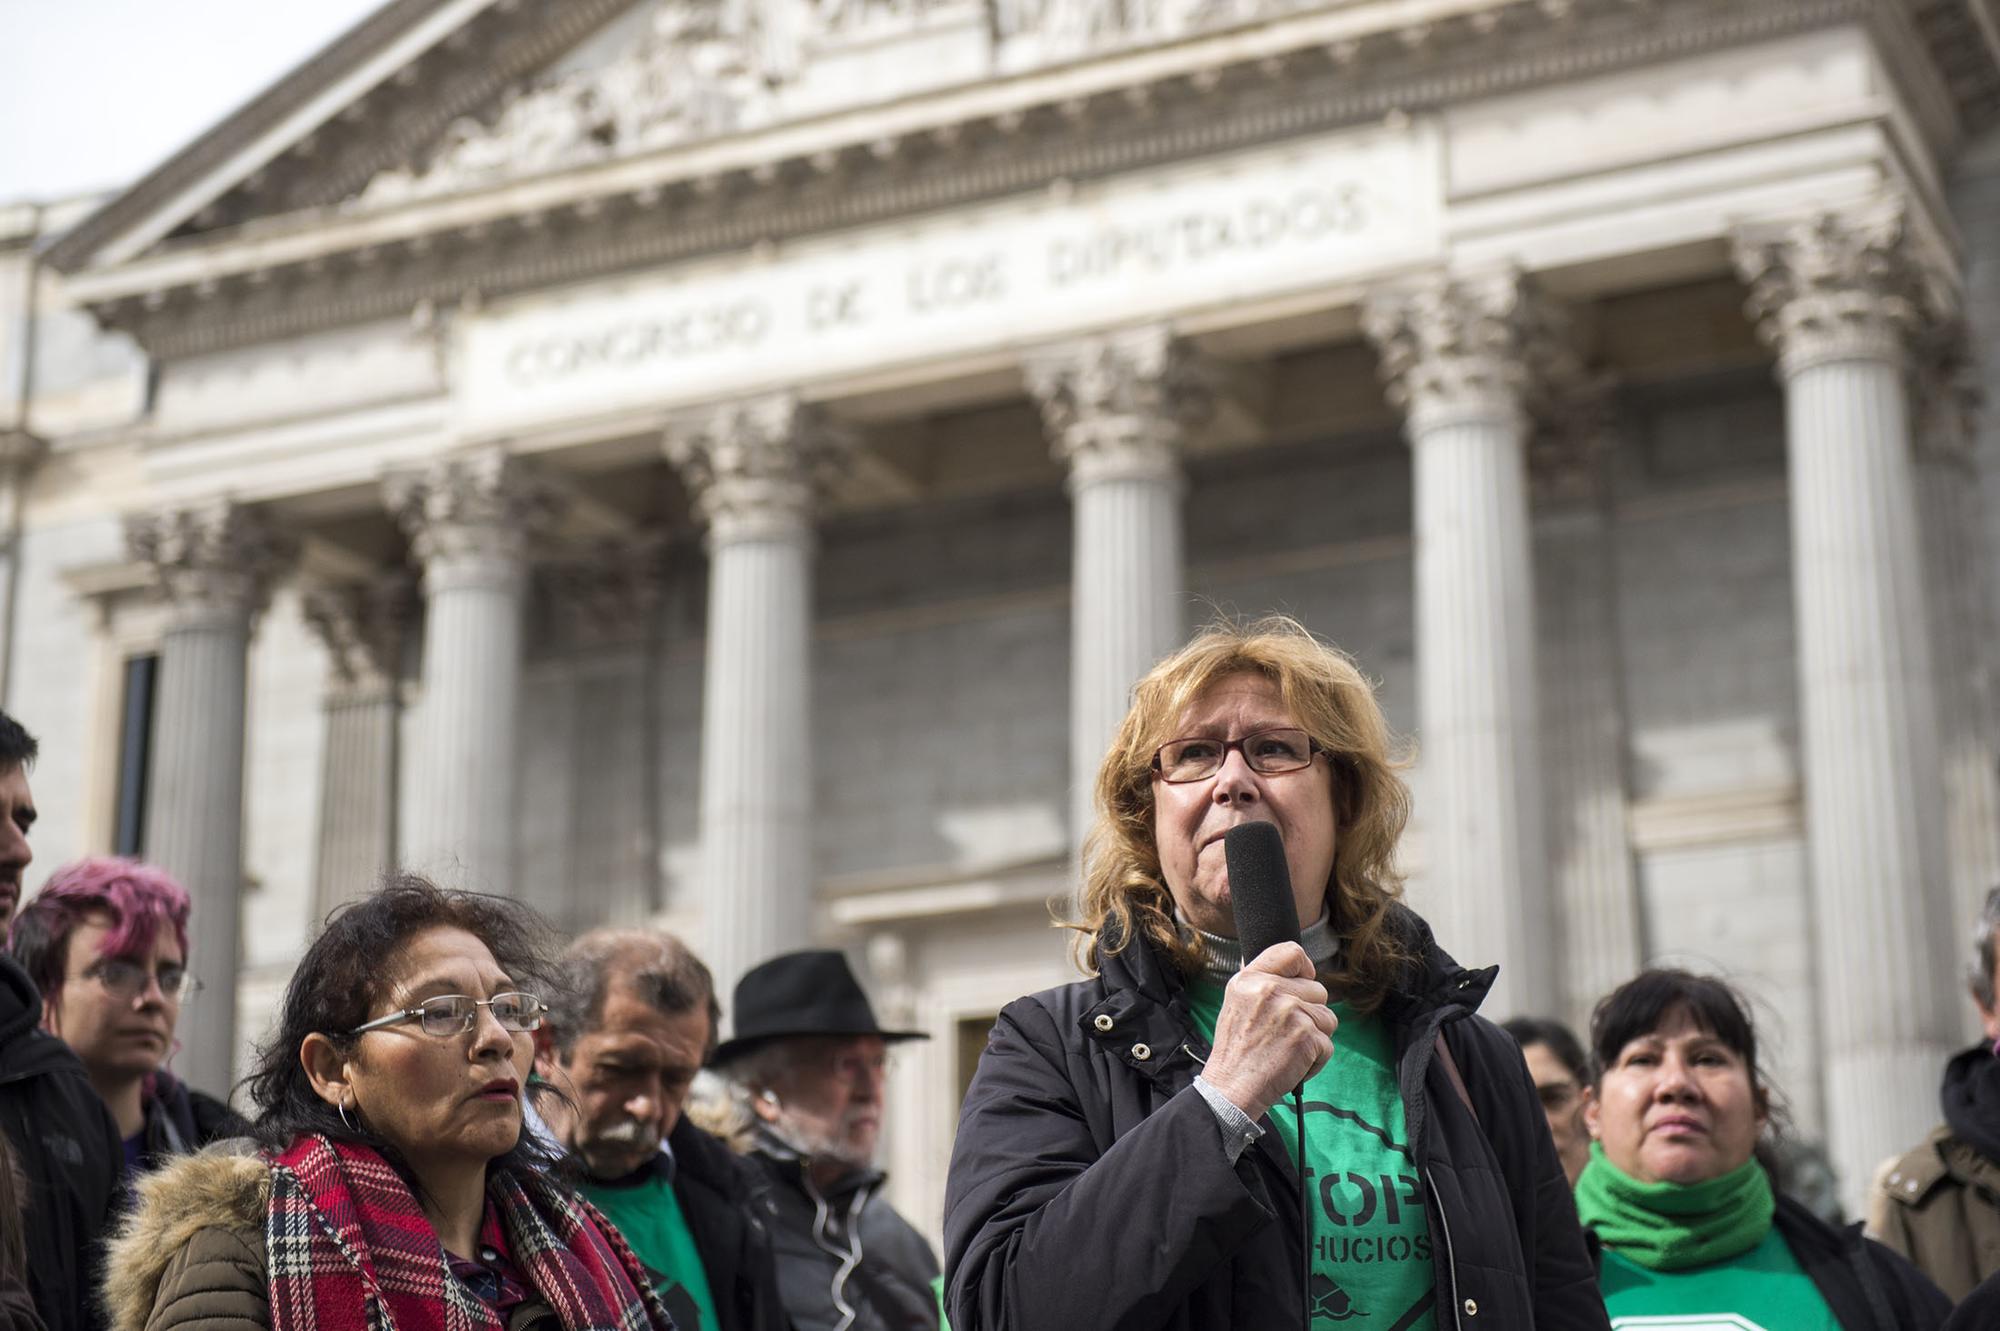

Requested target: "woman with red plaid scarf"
[{"left": 100, "top": 877, "right": 680, "bottom": 1331}]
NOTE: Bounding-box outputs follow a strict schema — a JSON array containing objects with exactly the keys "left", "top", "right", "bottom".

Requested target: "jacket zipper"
[{"left": 1425, "top": 1167, "right": 1463, "bottom": 1330}]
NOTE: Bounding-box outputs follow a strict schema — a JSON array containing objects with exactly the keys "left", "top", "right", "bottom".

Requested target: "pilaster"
[
  {"left": 1530, "top": 383, "right": 1643, "bottom": 1029},
  {"left": 302, "top": 573, "right": 416, "bottom": 918}
]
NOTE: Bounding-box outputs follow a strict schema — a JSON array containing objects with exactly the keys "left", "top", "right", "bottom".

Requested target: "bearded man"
[
  {"left": 537, "top": 929, "right": 786, "bottom": 1331},
  {"left": 714, "top": 950, "right": 939, "bottom": 1331}
]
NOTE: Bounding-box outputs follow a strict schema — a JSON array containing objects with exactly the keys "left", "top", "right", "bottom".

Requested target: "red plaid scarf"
[{"left": 265, "top": 1135, "right": 676, "bottom": 1331}]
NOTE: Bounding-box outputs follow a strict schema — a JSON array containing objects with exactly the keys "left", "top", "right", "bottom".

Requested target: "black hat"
[{"left": 711, "top": 949, "right": 928, "bottom": 1066}]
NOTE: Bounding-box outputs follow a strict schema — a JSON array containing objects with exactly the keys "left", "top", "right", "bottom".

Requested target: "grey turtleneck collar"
[{"left": 1186, "top": 906, "right": 1340, "bottom": 982}]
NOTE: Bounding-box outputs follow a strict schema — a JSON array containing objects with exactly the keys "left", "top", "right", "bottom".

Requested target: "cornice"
[{"left": 78, "top": 0, "right": 1918, "bottom": 358}]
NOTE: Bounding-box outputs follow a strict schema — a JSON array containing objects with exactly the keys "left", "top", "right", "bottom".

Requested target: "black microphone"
[
  {"left": 1224, "top": 821, "right": 1300, "bottom": 963},
  {"left": 1223, "top": 820, "right": 1314, "bottom": 1331}
]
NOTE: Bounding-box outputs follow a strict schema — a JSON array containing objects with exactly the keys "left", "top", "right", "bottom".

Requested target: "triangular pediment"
[
  {"left": 46, "top": 0, "right": 646, "bottom": 273},
  {"left": 49, "top": 0, "right": 1365, "bottom": 275}
]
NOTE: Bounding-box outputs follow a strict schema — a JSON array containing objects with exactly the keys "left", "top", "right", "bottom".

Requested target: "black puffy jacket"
[
  {"left": 943, "top": 906, "right": 1610, "bottom": 1331},
  {"left": 0, "top": 954, "right": 122, "bottom": 1331},
  {"left": 740, "top": 1128, "right": 939, "bottom": 1331},
  {"left": 666, "top": 1116, "right": 792, "bottom": 1331}
]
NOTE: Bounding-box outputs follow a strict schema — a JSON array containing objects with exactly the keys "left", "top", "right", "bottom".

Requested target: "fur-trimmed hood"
[{"left": 102, "top": 1143, "right": 269, "bottom": 1331}]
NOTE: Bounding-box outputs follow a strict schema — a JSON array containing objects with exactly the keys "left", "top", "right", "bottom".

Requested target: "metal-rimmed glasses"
[
  {"left": 84, "top": 957, "right": 201, "bottom": 1003},
  {"left": 348, "top": 991, "right": 546, "bottom": 1039},
  {"left": 1151, "top": 727, "right": 1323, "bottom": 784}
]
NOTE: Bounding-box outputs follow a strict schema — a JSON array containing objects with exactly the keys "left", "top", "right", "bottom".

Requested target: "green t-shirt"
[
  {"left": 1599, "top": 1228, "right": 1842, "bottom": 1330},
  {"left": 581, "top": 1169, "right": 721, "bottom": 1331},
  {"left": 1187, "top": 977, "right": 1437, "bottom": 1331}
]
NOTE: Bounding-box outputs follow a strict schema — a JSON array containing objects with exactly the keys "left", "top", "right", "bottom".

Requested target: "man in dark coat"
[
  {"left": 0, "top": 950, "right": 122, "bottom": 1331},
  {"left": 946, "top": 905, "right": 1608, "bottom": 1330},
  {"left": 0, "top": 711, "right": 121, "bottom": 1331},
  {"left": 714, "top": 951, "right": 939, "bottom": 1331},
  {"left": 537, "top": 928, "right": 789, "bottom": 1331}
]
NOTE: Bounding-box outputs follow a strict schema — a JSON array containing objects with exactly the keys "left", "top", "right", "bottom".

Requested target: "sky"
[{"left": 0, "top": 0, "right": 387, "bottom": 205}]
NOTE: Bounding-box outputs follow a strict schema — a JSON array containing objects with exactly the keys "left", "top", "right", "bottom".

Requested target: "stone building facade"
[{"left": 7, "top": 0, "right": 2000, "bottom": 1228}]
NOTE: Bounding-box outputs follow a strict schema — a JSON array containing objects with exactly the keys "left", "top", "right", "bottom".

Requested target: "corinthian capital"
[
  {"left": 663, "top": 394, "right": 853, "bottom": 547},
  {"left": 302, "top": 573, "right": 418, "bottom": 700},
  {"left": 126, "top": 500, "right": 294, "bottom": 625},
  {"left": 1024, "top": 326, "right": 1212, "bottom": 490},
  {"left": 387, "top": 446, "right": 562, "bottom": 578},
  {"left": 1732, "top": 205, "right": 1953, "bottom": 376},
  {"left": 1363, "top": 272, "right": 1579, "bottom": 433}
]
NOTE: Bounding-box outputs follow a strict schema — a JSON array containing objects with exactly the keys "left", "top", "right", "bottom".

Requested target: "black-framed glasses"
[
  {"left": 84, "top": 957, "right": 200, "bottom": 1003},
  {"left": 1151, "top": 728, "right": 1322, "bottom": 784},
  {"left": 349, "top": 992, "right": 545, "bottom": 1039}
]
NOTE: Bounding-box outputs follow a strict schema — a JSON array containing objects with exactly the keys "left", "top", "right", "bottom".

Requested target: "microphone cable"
[{"left": 1294, "top": 1085, "right": 1309, "bottom": 1331}]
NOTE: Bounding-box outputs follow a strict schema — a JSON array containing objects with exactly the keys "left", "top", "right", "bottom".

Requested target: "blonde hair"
[{"left": 1071, "top": 615, "right": 1414, "bottom": 1012}]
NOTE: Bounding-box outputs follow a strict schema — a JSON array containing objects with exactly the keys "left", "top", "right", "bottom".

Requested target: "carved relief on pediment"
[
  {"left": 359, "top": 1, "right": 763, "bottom": 208},
  {"left": 992, "top": 0, "right": 1301, "bottom": 51},
  {"left": 351, "top": 0, "right": 1317, "bottom": 209}
]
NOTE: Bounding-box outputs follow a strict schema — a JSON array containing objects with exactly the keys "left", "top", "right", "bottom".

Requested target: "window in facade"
[{"left": 112, "top": 653, "right": 158, "bottom": 856}]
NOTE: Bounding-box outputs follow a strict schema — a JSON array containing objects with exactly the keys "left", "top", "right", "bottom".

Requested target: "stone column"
[
  {"left": 1735, "top": 208, "right": 1958, "bottom": 1203},
  {"left": 302, "top": 574, "right": 415, "bottom": 921},
  {"left": 1026, "top": 326, "right": 1211, "bottom": 850},
  {"left": 1531, "top": 386, "right": 1643, "bottom": 1027},
  {"left": 391, "top": 447, "right": 557, "bottom": 898},
  {"left": 665, "top": 395, "right": 850, "bottom": 1005},
  {"left": 1364, "top": 274, "right": 1573, "bottom": 1019},
  {"left": 1913, "top": 340, "right": 2000, "bottom": 1005},
  {"left": 126, "top": 501, "right": 291, "bottom": 1095}
]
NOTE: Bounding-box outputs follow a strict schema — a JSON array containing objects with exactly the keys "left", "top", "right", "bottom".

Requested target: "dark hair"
[
  {"left": 544, "top": 928, "right": 720, "bottom": 1062},
  {"left": 1970, "top": 886, "right": 2000, "bottom": 1009},
  {"left": 243, "top": 874, "right": 565, "bottom": 1183},
  {"left": 1501, "top": 1016, "right": 1589, "bottom": 1084},
  {"left": 1587, "top": 968, "right": 1764, "bottom": 1090},
  {"left": 0, "top": 712, "right": 37, "bottom": 772}
]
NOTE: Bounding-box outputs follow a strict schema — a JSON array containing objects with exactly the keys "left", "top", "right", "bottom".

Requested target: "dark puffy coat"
[
  {"left": 0, "top": 1278, "right": 44, "bottom": 1331},
  {"left": 138, "top": 1073, "right": 250, "bottom": 1173},
  {"left": 740, "top": 1132, "right": 938, "bottom": 1331},
  {"left": 943, "top": 906, "right": 1609, "bottom": 1331},
  {"left": 1587, "top": 1194, "right": 1949, "bottom": 1331},
  {"left": 0, "top": 954, "right": 122, "bottom": 1331},
  {"left": 665, "top": 1116, "right": 791, "bottom": 1331}
]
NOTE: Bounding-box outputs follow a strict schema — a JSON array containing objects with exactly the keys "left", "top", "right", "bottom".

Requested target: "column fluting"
[
  {"left": 1027, "top": 326, "right": 1209, "bottom": 851},
  {"left": 126, "top": 501, "right": 290, "bottom": 1095},
  {"left": 302, "top": 574, "right": 414, "bottom": 920},
  {"left": 391, "top": 447, "right": 556, "bottom": 898},
  {"left": 1365, "top": 274, "right": 1572, "bottom": 1019},
  {"left": 665, "top": 395, "right": 850, "bottom": 1006},
  {"left": 1735, "top": 208, "right": 1958, "bottom": 1205}
]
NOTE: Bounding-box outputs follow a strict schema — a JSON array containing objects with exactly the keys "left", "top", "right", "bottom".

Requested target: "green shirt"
[
  {"left": 1599, "top": 1229, "right": 1842, "bottom": 1330},
  {"left": 1187, "top": 977, "right": 1437, "bottom": 1331},
  {"left": 581, "top": 1168, "right": 722, "bottom": 1331}
]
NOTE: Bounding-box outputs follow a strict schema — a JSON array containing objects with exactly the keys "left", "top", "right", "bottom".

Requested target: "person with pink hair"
[{"left": 9, "top": 858, "right": 246, "bottom": 1175}]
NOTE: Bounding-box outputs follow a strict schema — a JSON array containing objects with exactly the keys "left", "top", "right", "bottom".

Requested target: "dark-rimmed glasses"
[
  {"left": 1151, "top": 728, "right": 1322, "bottom": 784},
  {"left": 84, "top": 957, "right": 200, "bottom": 1003},
  {"left": 349, "top": 992, "right": 545, "bottom": 1039}
]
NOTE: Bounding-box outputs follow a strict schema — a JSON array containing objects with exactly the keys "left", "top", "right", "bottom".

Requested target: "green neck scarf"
[{"left": 1574, "top": 1141, "right": 1775, "bottom": 1272}]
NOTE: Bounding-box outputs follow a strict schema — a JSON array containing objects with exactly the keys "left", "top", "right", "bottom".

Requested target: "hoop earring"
[{"left": 337, "top": 1096, "right": 356, "bottom": 1133}]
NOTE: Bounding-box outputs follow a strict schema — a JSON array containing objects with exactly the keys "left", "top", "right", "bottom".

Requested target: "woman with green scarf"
[{"left": 1576, "top": 969, "right": 1949, "bottom": 1330}]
